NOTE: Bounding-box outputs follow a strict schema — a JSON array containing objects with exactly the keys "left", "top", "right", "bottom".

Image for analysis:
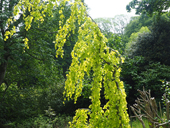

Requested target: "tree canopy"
[
  {"left": 121, "top": 13, "right": 170, "bottom": 106},
  {"left": 124, "top": 14, "right": 153, "bottom": 39},
  {"left": 125, "top": 26, "right": 151, "bottom": 56},
  {"left": 127, "top": 14, "right": 170, "bottom": 65},
  {"left": 126, "top": 0, "right": 170, "bottom": 16},
  {"left": 94, "top": 15, "right": 131, "bottom": 35},
  {"left": 2, "top": 0, "right": 130, "bottom": 127}
]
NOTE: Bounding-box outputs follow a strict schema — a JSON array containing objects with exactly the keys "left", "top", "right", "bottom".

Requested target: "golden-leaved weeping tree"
[{"left": 5, "top": 0, "right": 130, "bottom": 127}]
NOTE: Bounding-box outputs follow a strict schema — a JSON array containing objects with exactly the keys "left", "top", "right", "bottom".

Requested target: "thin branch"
[
  {"left": 131, "top": 106, "right": 146, "bottom": 128},
  {"left": 158, "top": 121, "right": 170, "bottom": 127}
]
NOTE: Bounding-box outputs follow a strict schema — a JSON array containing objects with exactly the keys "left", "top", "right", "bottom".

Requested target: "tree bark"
[{"left": 0, "top": 60, "right": 8, "bottom": 86}]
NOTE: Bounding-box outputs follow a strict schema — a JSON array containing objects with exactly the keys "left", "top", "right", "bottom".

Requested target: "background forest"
[{"left": 0, "top": 0, "right": 170, "bottom": 127}]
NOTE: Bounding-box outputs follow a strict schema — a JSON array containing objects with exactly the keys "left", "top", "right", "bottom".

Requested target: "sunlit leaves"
[
  {"left": 59, "top": 1, "right": 129, "bottom": 126},
  {"left": 69, "top": 109, "right": 89, "bottom": 128},
  {"left": 7, "top": 0, "right": 130, "bottom": 127},
  {"left": 5, "top": 0, "right": 57, "bottom": 38},
  {"left": 23, "top": 37, "right": 29, "bottom": 49}
]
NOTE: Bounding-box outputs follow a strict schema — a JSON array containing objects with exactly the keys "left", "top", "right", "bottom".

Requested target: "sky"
[{"left": 84, "top": 0, "right": 137, "bottom": 19}]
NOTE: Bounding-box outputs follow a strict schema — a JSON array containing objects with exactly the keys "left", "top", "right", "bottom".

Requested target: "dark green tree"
[
  {"left": 0, "top": 0, "right": 20, "bottom": 86},
  {"left": 126, "top": 0, "right": 170, "bottom": 16},
  {"left": 121, "top": 56, "right": 170, "bottom": 105},
  {"left": 121, "top": 13, "right": 170, "bottom": 106},
  {"left": 0, "top": 0, "right": 63, "bottom": 123},
  {"left": 129, "top": 14, "right": 170, "bottom": 66},
  {"left": 124, "top": 14, "right": 152, "bottom": 39},
  {"left": 0, "top": 1, "right": 63, "bottom": 93}
]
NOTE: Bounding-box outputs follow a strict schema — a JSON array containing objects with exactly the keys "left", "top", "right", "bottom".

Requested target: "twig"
[
  {"left": 131, "top": 106, "right": 146, "bottom": 128},
  {"left": 159, "top": 102, "right": 163, "bottom": 119}
]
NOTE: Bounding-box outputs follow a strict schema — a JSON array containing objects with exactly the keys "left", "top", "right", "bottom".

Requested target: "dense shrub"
[
  {"left": 0, "top": 81, "right": 92, "bottom": 125},
  {"left": 5, "top": 114, "right": 72, "bottom": 128},
  {"left": 0, "top": 80, "right": 66, "bottom": 123},
  {"left": 121, "top": 56, "right": 170, "bottom": 105},
  {"left": 0, "top": 84, "right": 40, "bottom": 123}
]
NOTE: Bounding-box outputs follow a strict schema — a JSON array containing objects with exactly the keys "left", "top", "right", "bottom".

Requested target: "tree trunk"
[
  {"left": 0, "top": 61, "right": 8, "bottom": 86},
  {"left": 0, "top": 49, "right": 9, "bottom": 86}
]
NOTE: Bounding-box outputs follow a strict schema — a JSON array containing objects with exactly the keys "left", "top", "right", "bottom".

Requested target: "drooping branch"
[{"left": 85, "top": 9, "right": 124, "bottom": 66}]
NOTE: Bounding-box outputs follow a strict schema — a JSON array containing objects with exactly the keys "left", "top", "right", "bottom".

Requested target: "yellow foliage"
[
  {"left": 6, "top": 0, "right": 130, "bottom": 127},
  {"left": 23, "top": 38, "right": 29, "bottom": 49}
]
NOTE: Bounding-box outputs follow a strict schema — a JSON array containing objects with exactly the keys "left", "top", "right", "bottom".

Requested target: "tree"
[
  {"left": 124, "top": 14, "right": 153, "bottom": 39},
  {"left": 5, "top": 0, "right": 130, "bottom": 127},
  {"left": 128, "top": 14, "right": 170, "bottom": 65},
  {"left": 126, "top": 0, "right": 170, "bottom": 16},
  {"left": 0, "top": 0, "right": 56, "bottom": 86},
  {"left": 0, "top": 0, "right": 18, "bottom": 86},
  {"left": 124, "top": 26, "right": 151, "bottom": 56},
  {"left": 95, "top": 14, "right": 131, "bottom": 35},
  {"left": 113, "top": 14, "right": 131, "bottom": 35},
  {"left": 94, "top": 18, "right": 114, "bottom": 34},
  {"left": 121, "top": 14, "right": 170, "bottom": 106},
  {"left": 0, "top": 0, "right": 65, "bottom": 93},
  {"left": 121, "top": 56, "right": 170, "bottom": 106},
  {"left": 0, "top": 1, "right": 66, "bottom": 122}
]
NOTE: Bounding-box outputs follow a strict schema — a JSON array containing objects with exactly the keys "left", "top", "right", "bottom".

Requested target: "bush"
[
  {"left": 121, "top": 56, "right": 170, "bottom": 105},
  {"left": 0, "top": 84, "right": 41, "bottom": 123},
  {"left": 12, "top": 114, "right": 72, "bottom": 128},
  {"left": 0, "top": 80, "right": 67, "bottom": 123}
]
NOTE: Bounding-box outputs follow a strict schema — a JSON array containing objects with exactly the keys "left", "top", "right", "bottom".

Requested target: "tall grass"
[{"left": 130, "top": 118, "right": 150, "bottom": 128}]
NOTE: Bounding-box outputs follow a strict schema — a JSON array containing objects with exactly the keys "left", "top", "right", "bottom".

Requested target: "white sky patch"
[{"left": 84, "top": 0, "right": 138, "bottom": 19}]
